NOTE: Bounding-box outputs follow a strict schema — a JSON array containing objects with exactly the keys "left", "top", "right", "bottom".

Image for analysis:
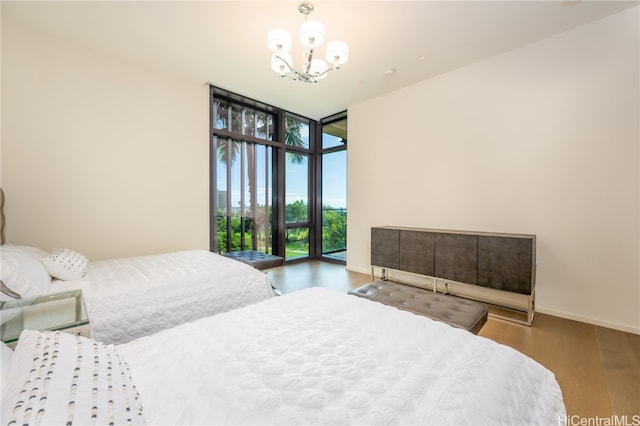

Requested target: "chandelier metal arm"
[
  {"left": 274, "top": 53, "right": 304, "bottom": 78},
  {"left": 313, "top": 65, "right": 336, "bottom": 79},
  {"left": 304, "top": 44, "right": 315, "bottom": 74},
  {"left": 274, "top": 53, "right": 339, "bottom": 83}
]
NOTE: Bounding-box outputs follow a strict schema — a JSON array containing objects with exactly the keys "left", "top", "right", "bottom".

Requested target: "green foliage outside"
[
  {"left": 322, "top": 206, "right": 347, "bottom": 253},
  {"left": 285, "top": 200, "right": 308, "bottom": 223},
  {"left": 285, "top": 228, "right": 309, "bottom": 259},
  {"left": 216, "top": 205, "right": 272, "bottom": 254},
  {"left": 216, "top": 201, "right": 346, "bottom": 259}
]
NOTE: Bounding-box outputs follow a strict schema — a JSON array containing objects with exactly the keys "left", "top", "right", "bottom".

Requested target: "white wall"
[
  {"left": 347, "top": 7, "right": 639, "bottom": 334},
  {"left": 1, "top": 19, "right": 210, "bottom": 260}
]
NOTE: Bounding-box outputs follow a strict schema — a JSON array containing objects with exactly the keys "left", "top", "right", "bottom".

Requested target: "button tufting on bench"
[{"left": 349, "top": 280, "right": 488, "bottom": 334}]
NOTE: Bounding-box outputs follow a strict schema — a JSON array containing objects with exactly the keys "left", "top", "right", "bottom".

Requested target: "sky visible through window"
[
  {"left": 218, "top": 134, "right": 346, "bottom": 211},
  {"left": 322, "top": 146, "right": 346, "bottom": 209}
]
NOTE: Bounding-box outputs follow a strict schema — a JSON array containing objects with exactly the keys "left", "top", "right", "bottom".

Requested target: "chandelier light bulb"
[
  {"left": 271, "top": 53, "right": 293, "bottom": 74},
  {"left": 267, "top": 28, "right": 292, "bottom": 53},
  {"left": 309, "top": 59, "right": 328, "bottom": 78},
  {"left": 299, "top": 20, "right": 325, "bottom": 48},
  {"left": 325, "top": 41, "right": 349, "bottom": 67}
]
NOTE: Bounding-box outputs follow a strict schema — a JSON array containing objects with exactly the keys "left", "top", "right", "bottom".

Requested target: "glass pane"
[
  {"left": 322, "top": 150, "right": 347, "bottom": 259},
  {"left": 258, "top": 112, "right": 274, "bottom": 141},
  {"left": 228, "top": 139, "right": 242, "bottom": 251},
  {"left": 286, "top": 227, "right": 309, "bottom": 260},
  {"left": 214, "top": 101, "right": 240, "bottom": 133},
  {"left": 214, "top": 100, "right": 229, "bottom": 130},
  {"left": 285, "top": 116, "right": 310, "bottom": 150},
  {"left": 214, "top": 137, "right": 229, "bottom": 252},
  {"left": 254, "top": 145, "right": 273, "bottom": 253},
  {"left": 243, "top": 109, "right": 255, "bottom": 137},
  {"left": 230, "top": 103, "right": 242, "bottom": 134},
  {"left": 214, "top": 99, "right": 275, "bottom": 142},
  {"left": 240, "top": 142, "right": 251, "bottom": 250},
  {"left": 285, "top": 153, "right": 308, "bottom": 223},
  {"left": 322, "top": 118, "right": 347, "bottom": 149},
  {"left": 214, "top": 136, "right": 274, "bottom": 254},
  {"left": 214, "top": 137, "right": 241, "bottom": 252}
]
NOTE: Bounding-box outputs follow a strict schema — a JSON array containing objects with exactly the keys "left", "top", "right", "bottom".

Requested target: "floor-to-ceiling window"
[
  {"left": 284, "top": 114, "right": 313, "bottom": 260},
  {"left": 210, "top": 86, "right": 346, "bottom": 263},
  {"left": 210, "top": 91, "right": 277, "bottom": 254},
  {"left": 319, "top": 112, "right": 347, "bottom": 262}
]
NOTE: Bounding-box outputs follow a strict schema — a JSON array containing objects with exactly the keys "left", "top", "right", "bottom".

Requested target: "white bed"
[
  {"left": 1, "top": 245, "right": 274, "bottom": 344},
  {"left": 2, "top": 287, "right": 566, "bottom": 425}
]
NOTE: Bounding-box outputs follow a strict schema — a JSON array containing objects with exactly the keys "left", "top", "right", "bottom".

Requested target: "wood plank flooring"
[{"left": 266, "top": 260, "right": 640, "bottom": 420}]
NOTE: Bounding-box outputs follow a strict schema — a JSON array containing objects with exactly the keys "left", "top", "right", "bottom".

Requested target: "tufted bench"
[
  {"left": 223, "top": 250, "right": 284, "bottom": 270},
  {"left": 349, "top": 280, "right": 488, "bottom": 334}
]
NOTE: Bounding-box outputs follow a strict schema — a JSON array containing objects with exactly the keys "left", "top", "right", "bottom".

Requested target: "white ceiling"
[{"left": 3, "top": 1, "right": 637, "bottom": 119}]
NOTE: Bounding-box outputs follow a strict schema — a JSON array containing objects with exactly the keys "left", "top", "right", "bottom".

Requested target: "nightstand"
[{"left": 1, "top": 289, "right": 89, "bottom": 346}]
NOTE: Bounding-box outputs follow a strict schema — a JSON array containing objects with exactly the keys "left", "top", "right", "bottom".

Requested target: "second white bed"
[{"left": 53, "top": 249, "right": 274, "bottom": 344}]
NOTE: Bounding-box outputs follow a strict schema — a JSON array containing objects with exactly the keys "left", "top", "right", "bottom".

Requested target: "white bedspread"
[
  {"left": 119, "top": 287, "right": 566, "bottom": 425},
  {"left": 53, "top": 250, "right": 273, "bottom": 345}
]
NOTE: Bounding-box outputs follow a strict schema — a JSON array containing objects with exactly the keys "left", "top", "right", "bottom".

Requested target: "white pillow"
[
  {"left": 0, "top": 245, "right": 51, "bottom": 300},
  {"left": 42, "top": 248, "right": 89, "bottom": 281},
  {"left": 3, "top": 330, "right": 146, "bottom": 425}
]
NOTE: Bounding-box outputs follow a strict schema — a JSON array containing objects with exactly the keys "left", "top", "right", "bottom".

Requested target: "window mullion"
[
  {"left": 225, "top": 139, "right": 233, "bottom": 252},
  {"left": 265, "top": 147, "right": 270, "bottom": 253},
  {"left": 240, "top": 141, "right": 246, "bottom": 251}
]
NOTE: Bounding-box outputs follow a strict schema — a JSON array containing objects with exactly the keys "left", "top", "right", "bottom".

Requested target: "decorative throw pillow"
[
  {"left": 3, "top": 330, "right": 146, "bottom": 425},
  {"left": 43, "top": 248, "right": 89, "bottom": 281},
  {"left": 0, "top": 245, "right": 52, "bottom": 300}
]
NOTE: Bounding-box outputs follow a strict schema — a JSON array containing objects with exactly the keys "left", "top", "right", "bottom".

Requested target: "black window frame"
[{"left": 315, "top": 111, "right": 348, "bottom": 264}]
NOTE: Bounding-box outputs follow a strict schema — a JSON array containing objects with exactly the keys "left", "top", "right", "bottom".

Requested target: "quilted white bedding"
[
  {"left": 53, "top": 250, "right": 273, "bottom": 345},
  {"left": 117, "top": 287, "right": 566, "bottom": 425}
]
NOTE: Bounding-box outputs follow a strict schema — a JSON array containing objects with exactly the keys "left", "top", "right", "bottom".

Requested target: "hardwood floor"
[{"left": 266, "top": 260, "right": 640, "bottom": 420}]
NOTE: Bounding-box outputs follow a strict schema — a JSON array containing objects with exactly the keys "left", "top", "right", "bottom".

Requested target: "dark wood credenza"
[{"left": 371, "top": 226, "right": 536, "bottom": 325}]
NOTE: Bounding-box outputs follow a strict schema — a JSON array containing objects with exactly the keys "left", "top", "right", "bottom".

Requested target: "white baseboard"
[
  {"left": 345, "top": 265, "right": 640, "bottom": 335},
  {"left": 345, "top": 265, "right": 372, "bottom": 276},
  {"left": 536, "top": 307, "right": 640, "bottom": 335}
]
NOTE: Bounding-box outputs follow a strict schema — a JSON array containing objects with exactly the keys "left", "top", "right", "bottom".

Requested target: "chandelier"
[{"left": 267, "top": 2, "right": 349, "bottom": 83}]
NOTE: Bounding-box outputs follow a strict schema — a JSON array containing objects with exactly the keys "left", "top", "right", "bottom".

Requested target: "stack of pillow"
[{"left": 0, "top": 245, "right": 89, "bottom": 300}]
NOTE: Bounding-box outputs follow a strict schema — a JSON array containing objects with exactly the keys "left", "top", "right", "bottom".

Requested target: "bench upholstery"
[
  {"left": 350, "top": 280, "right": 488, "bottom": 334},
  {"left": 223, "top": 250, "right": 284, "bottom": 270}
]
